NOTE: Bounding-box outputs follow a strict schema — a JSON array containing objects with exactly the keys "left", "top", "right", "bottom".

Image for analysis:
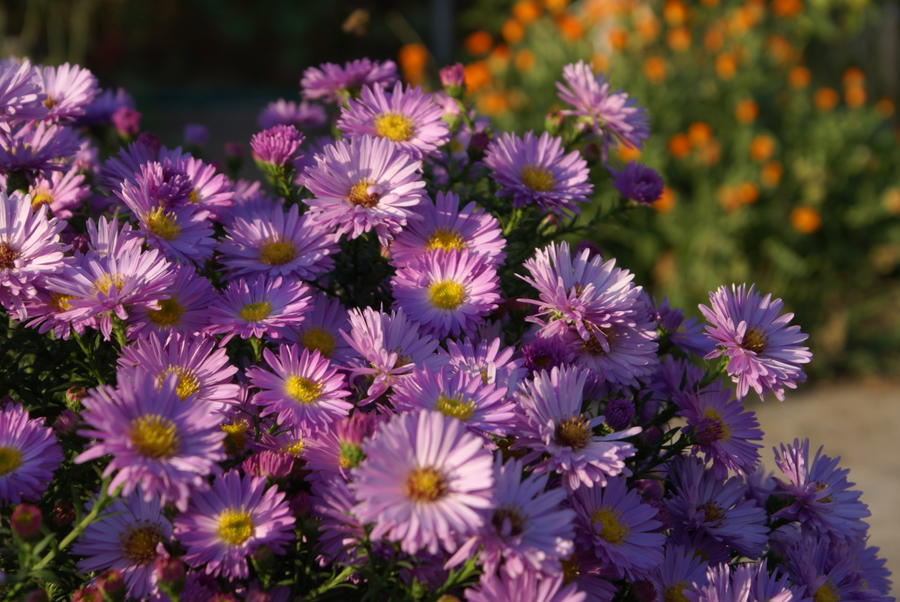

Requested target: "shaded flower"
[
  {"left": 0, "top": 402, "right": 61, "bottom": 504},
  {"left": 34, "top": 62, "right": 99, "bottom": 121},
  {"left": 301, "top": 58, "right": 398, "bottom": 102},
  {"left": 258, "top": 99, "right": 327, "bottom": 130},
  {"left": 127, "top": 264, "right": 217, "bottom": 337},
  {"left": 286, "top": 292, "right": 356, "bottom": 364},
  {"left": 465, "top": 571, "right": 587, "bottom": 602},
  {"left": 27, "top": 165, "right": 89, "bottom": 219},
  {"left": 610, "top": 162, "right": 663, "bottom": 205},
  {"left": 0, "top": 121, "right": 80, "bottom": 176},
  {"left": 0, "top": 58, "right": 47, "bottom": 123}
]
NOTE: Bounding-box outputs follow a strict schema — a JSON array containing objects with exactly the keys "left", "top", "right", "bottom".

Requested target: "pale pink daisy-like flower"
[
  {"left": 27, "top": 165, "right": 89, "bottom": 219},
  {"left": 0, "top": 121, "right": 81, "bottom": 176},
  {"left": 465, "top": 571, "right": 587, "bottom": 602},
  {"left": 351, "top": 410, "right": 494, "bottom": 555},
  {"left": 258, "top": 98, "right": 327, "bottom": 130},
  {"left": 246, "top": 344, "right": 352, "bottom": 432},
  {"left": 303, "top": 413, "right": 382, "bottom": 483},
  {"left": 301, "top": 58, "right": 398, "bottom": 102},
  {"left": 303, "top": 135, "right": 426, "bottom": 244},
  {"left": 338, "top": 82, "right": 450, "bottom": 158},
  {"left": 389, "top": 190, "right": 506, "bottom": 268},
  {"left": 126, "top": 264, "right": 217, "bottom": 338},
  {"left": 442, "top": 336, "right": 526, "bottom": 393},
  {"left": 0, "top": 57, "right": 47, "bottom": 123},
  {"left": 392, "top": 248, "right": 501, "bottom": 338},
  {"left": 34, "top": 62, "right": 99, "bottom": 121},
  {"left": 286, "top": 291, "right": 357, "bottom": 364},
  {"left": 205, "top": 275, "right": 311, "bottom": 343}
]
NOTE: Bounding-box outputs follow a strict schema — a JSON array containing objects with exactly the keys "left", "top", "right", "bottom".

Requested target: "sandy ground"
[{"left": 750, "top": 380, "right": 900, "bottom": 587}]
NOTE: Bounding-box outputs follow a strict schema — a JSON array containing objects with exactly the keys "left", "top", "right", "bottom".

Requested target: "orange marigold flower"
[
  {"left": 688, "top": 122, "right": 712, "bottom": 147},
  {"left": 788, "top": 66, "right": 811, "bottom": 89},
  {"left": 761, "top": 161, "right": 783, "bottom": 188},
  {"left": 737, "top": 181, "right": 759, "bottom": 205},
  {"left": 718, "top": 185, "right": 741, "bottom": 212},
  {"left": 557, "top": 14, "right": 584, "bottom": 40},
  {"left": 842, "top": 67, "right": 865, "bottom": 88},
  {"left": 814, "top": 87, "right": 839, "bottom": 112},
  {"left": 883, "top": 188, "right": 900, "bottom": 214},
  {"left": 773, "top": 0, "right": 803, "bottom": 17},
  {"left": 513, "top": 0, "right": 542, "bottom": 23},
  {"left": 465, "top": 31, "right": 493, "bottom": 56},
  {"left": 749, "top": 134, "right": 775, "bottom": 162},
  {"left": 716, "top": 53, "right": 737, "bottom": 80},
  {"left": 544, "top": 0, "right": 568, "bottom": 14},
  {"left": 790, "top": 207, "right": 821, "bottom": 233},
  {"left": 735, "top": 99, "right": 758, "bottom": 123},
  {"left": 701, "top": 140, "right": 722, "bottom": 166},
  {"left": 667, "top": 28, "right": 692, "bottom": 52},
  {"left": 618, "top": 144, "right": 642, "bottom": 162},
  {"left": 515, "top": 49, "right": 536, "bottom": 72},
  {"left": 398, "top": 44, "right": 428, "bottom": 86},
  {"left": 609, "top": 27, "right": 628, "bottom": 50},
  {"left": 637, "top": 16, "right": 660, "bottom": 42},
  {"left": 477, "top": 91, "right": 511, "bottom": 116},
  {"left": 766, "top": 35, "right": 794, "bottom": 65},
  {"left": 875, "top": 98, "right": 895, "bottom": 118},
  {"left": 654, "top": 186, "right": 676, "bottom": 213},
  {"left": 663, "top": 0, "right": 688, "bottom": 26},
  {"left": 591, "top": 52, "right": 610, "bottom": 73},
  {"left": 502, "top": 18, "right": 526, "bottom": 44},
  {"left": 845, "top": 85, "right": 866, "bottom": 108},
  {"left": 668, "top": 133, "right": 691, "bottom": 158},
  {"left": 643, "top": 56, "right": 666, "bottom": 83},
  {"left": 463, "top": 61, "right": 491, "bottom": 92},
  {"left": 704, "top": 27, "right": 725, "bottom": 52}
]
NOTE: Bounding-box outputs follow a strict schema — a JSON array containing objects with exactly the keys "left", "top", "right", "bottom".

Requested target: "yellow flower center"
[
  {"left": 425, "top": 227, "right": 467, "bottom": 252},
  {"left": 591, "top": 506, "right": 629, "bottom": 544},
  {"left": 0, "top": 446, "right": 23, "bottom": 476},
  {"left": 129, "top": 414, "right": 179, "bottom": 459},
  {"left": 347, "top": 179, "right": 379, "bottom": 208},
  {"left": 157, "top": 365, "right": 201, "bottom": 400},
  {"left": 434, "top": 393, "right": 476, "bottom": 421},
  {"left": 50, "top": 293, "right": 74, "bottom": 312},
  {"left": 216, "top": 509, "right": 254, "bottom": 546},
  {"left": 284, "top": 376, "right": 321, "bottom": 404},
  {"left": 259, "top": 238, "right": 298, "bottom": 266},
  {"left": 374, "top": 112, "right": 414, "bottom": 142},
  {"left": 93, "top": 273, "right": 124, "bottom": 296},
  {"left": 239, "top": 301, "right": 272, "bottom": 322},
  {"left": 664, "top": 582, "right": 691, "bottom": 602},
  {"left": 144, "top": 207, "right": 181, "bottom": 241},
  {"left": 30, "top": 189, "right": 53, "bottom": 208},
  {"left": 299, "top": 327, "right": 337, "bottom": 358},
  {"left": 520, "top": 165, "right": 556, "bottom": 192},
  {"left": 405, "top": 466, "right": 446, "bottom": 502},
  {"left": 221, "top": 421, "right": 249, "bottom": 455},
  {"left": 284, "top": 439, "right": 306, "bottom": 457},
  {"left": 43, "top": 97, "right": 57, "bottom": 109},
  {"left": 741, "top": 327, "right": 767, "bottom": 354},
  {"left": 814, "top": 582, "right": 839, "bottom": 602},
  {"left": 147, "top": 297, "right": 185, "bottom": 327},
  {"left": 427, "top": 280, "right": 466, "bottom": 311},
  {"left": 555, "top": 416, "right": 591, "bottom": 450},
  {"left": 120, "top": 525, "right": 162, "bottom": 565}
]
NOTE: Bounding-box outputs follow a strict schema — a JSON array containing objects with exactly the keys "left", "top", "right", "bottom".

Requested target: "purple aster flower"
[
  {"left": 205, "top": 275, "right": 311, "bottom": 343},
  {"left": 341, "top": 306, "right": 439, "bottom": 404},
  {"left": 687, "top": 561, "right": 799, "bottom": 602},
  {"left": 301, "top": 58, "right": 398, "bottom": 102},
  {"left": 571, "top": 477, "right": 665, "bottom": 579},
  {"left": 303, "top": 135, "right": 426, "bottom": 244},
  {"left": 72, "top": 491, "right": 172, "bottom": 600},
  {"left": 465, "top": 571, "right": 587, "bottom": 602},
  {"left": 391, "top": 364, "right": 515, "bottom": 437},
  {"left": 0, "top": 402, "right": 62, "bottom": 504},
  {"left": 653, "top": 297, "right": 714, "bottom": 357},
  {"left": 246, "top": 344, "right": 352, "bottom": 432},
  {"left": 258, "top": 99, "right": 327, "bottom": 130},
  {"left": 28, "top": 165, "right": 89, "bottom": 219},
  {"left": 610, "top": 162, "right": 663, "bottom": 205},
  {"left": 513, "top": 366, "right": 640, "bottom": 491},
  {"left": 0, "top": 190, "right": 67, "bottom": 319},
  {"left": 448, "top": 456, "right": 575, "bottom": 577},
  {"left": 771, "top": 439, "right": 870, "bottom": 540},
  {"left": 97, "top": 137, "right": 188, "bottom": 193},
  {"left": 351, "top": 410, "right": 494, "bottom": 554},
  {"left": 389, "top": 190, "right": 506, "bottom": 268},
  {"left": 286, "top": 292, "right": 356, "bottom": 364},
  {"left": 303, "top": 412, "right": 382, "bottom": 483},
  {"left": 442, "top": 336, "right": 526, "bottom": 393},
  {"left": 34, "top": 62, "right": 99, "bottom": 121},
  {"left": 241, "top": 450, "right": 294, "bottom": 480},
  {"left": 392, "top": 248, "right": 500, "bottom": 339},
  {"left": 111, "top": 106, "right": 141, "bottom": 137},
  {"left": 75, "top": 87, "right": 134, "bottom": 127},
  {"left": 778, "top": 530, "right": 879, "bottom": 601},
  {"left": 250, "top": 124, "right": 304, "bottom": 167},
  {"left": 117, "top": 332, "right": 239, "bottom": 412},
  {"left": 485, "top": 131, "right": 593, "bottom": 214},
  {"left": 0, "top": 121, "right": 80, "bottom": 176},
  {"left": 127, "top": 264, "right": 217, "bottom": 337},
  {"left": 676, "top": 387, "right": 763, "bottom": 478},
  {"left": 75, "top": 371, "right": 225, "bottom": 510},
  {"left": 0, "top": 58, "right": 47, "bottom": 123},
  {"left": 174, "top": 470, "right": 295, "bottom": 579},
  {"left": 521, "top": 334, "right": 576, "bottom": 374},
  {"left": 171, "top": 155, "right": 235, "bottom": 219},
  {"left": 699, "top": 284, "right": 812, "bottom": 401},
  {"left": 310, "top": 476, "right": 367, "bottom": 566},
  {"left": 440, "top": 63, "right": 466, "bottom": 89},
  {"left": 338, "top": 82, "right": 449, "bottom": 158},
  {"left": 218, "top": 201, "right": 337, "bottom": 280},
  {"left": 665, "top": 457, "right": 769, "bottom": 558},
  {"left": 556, "top": 61, "right": 649, "bottom": 158},
  {"left": 649, "top": 544, "right": 709, "bottom": 602}
]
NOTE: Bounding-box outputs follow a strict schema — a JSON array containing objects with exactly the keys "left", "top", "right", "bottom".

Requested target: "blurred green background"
[{"left": 2, "top": 0, "right": 899, "bottom": 379}]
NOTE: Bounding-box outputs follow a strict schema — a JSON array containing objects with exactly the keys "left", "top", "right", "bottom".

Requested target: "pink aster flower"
[
  {"left": 0, "top": 58, "right": 47, "bottom": 123},
  {"left": 168, "top": 154, "right": 235, "bottom": 219},
  {"left": 127, "top": 264, "right": 217, "bottom": 337},
  {"left": 310, "top": 476, "right": 367, "bottom": 567},
  {"left": 0, "top": 402, "right": 62, "bottom": 504},
  {"left": 286, "top": 291, "right": 356, "bottom": 364},
  {"left": 75, "top": 87, "right": 134, "bottom": 127},
  {"left": 513, "top": 366, "right": 640, "bottom": 491},
  {"left": 448, "top": 456, "right": 575, "bottom": 578},
  {"left": 0, "top": 121, "right": 80, "bottom": 176},
  {"left": 97, "top": 137, "right": 189, "bottom": 193},
  {"left": 303, "top": 135, "right": 426, "bottom": 244},
  {"left": 392, "top": 248, "right": 500, "bottom": 338},
  {"left": 301, "top": 58, "right": 398, "bottom": 102},
  {"left": 341, "top": 306, "right": 439, "bottom": 404},
  {"left": 28, "top": 165, "right": 89, "bottom": 219},
  {"left": 687, "top": 561, "right": 800, "bottom": 602},
  {"left": 218, "top": 201, "right": 337, "bottom": 280},
  {"left": 556, "top": 61, "right": 649, "bottom": 158},
  {"left": 465, "top": 571, "right": 587, "bottom": 602},
  {"left": 117, "top": 332, "right": 239, "bottom": 412},
  {"left": 391, "top": 364, "right": 515, "bottom": 437},
  {"left": 699, "top": 284, "right": 812, "bottom": 401},
  {"left": 442, "top": 336, "right": 526, "bottom": 393},
  {"left": 303, "top": 412, "right": 382, "bottom": 483},
  {"left": 338, "top": 82, "right": 449, "bottom": 158},
  {"left": 246, "top": 344, "right": 352, "bottom": 432},
  {"left": 174, "top": 470, "right": 295, "bottom": 579},
  {"left": 389, "top": 190, "right": 506, "bottom": 268},
  {"left": 250, "top": 124, "right": 304, "bottom": 167},
  {"left": 72, "top": 492, "right": 172, "bottom": 601},
  {"left": 351, "top": 410, "right": 494, "bottom": 555},
  {"left": 0, "top": 190, "right": 67, "bottom": 319},
  {"left": 34, "top": 62, "right": 99, "bottom": 121},
  {"left": 206, "top": 275, "right": 311, "bottom": 343},
  {"left": 484, "top": 131, "right": 593, "bottom": 214},
  {"left": 75, "top": 371, "right": 225, "bottom": 510},
  {"left": 571, "top": 477, "right": 665, "bottom": 579},
  {"left": 258, "top": 99, "right": 327, "bottom": 130}
]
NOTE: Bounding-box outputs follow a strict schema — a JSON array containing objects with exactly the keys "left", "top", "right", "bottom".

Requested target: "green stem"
[
  {"left": 308, "top": 565, "right": 355, "bottom": 598},
  {"left": 71, "top": 329, "right": 105, "bottom": 385}
]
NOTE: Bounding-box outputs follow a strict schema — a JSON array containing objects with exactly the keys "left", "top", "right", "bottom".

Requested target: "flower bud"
[{"left": 11, "top": 503, "right": 42, "bottom": 539}]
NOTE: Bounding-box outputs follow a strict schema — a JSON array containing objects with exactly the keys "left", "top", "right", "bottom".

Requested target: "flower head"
[
  {"left": 127, "top": 264, "right": 217, "bottom": 337},
  {"left": 206, "top": 275, "right": 310, "bottom": 343},
  {"left": 250, "top": 124, "right": 304, "bottom": 167},
  {"left": 0, "top": 402, "right": 62, "bottom": 504},
  {"left": 610, "top": 162, "right": 664, "bottom": 205},
  {"left": 465, "top": 571, "right": 587, "bottom": 602},
  {"left": 301, "top": 58, "right": 398, "bottom": 102},
  {"left": 258, "top": 99, "right": 327, "bottom": 130},
  {"left": 28, "top": 165, "right": 89, "bottom": 219},
  {"left": 34, "top": 62, "right": 99, "bottom": 121},
  {"left": 0, "top": 121, "right": 80, "bottom": 176},
  {"left": 286, "top": 292, "right": 356, "bottom": 364},
  {"left": 0, "top": 58, "right": 47, "bottom": 123}
]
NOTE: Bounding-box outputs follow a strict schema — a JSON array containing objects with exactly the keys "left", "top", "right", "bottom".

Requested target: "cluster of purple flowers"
[{"left": 0, "top": 55, "right": 889, "bottom": 602}]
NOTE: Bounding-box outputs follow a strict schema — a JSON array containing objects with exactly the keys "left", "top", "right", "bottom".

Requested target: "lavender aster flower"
[
  {"left": 392, "top": 248, "right": 501, "bottom": 339},
  {"left": 699, "top": 284, "right": 812, "bottom": 400},
  {"left": 338, "top": 82, "right": 449, "bottom": 158},
  {"left": 310, "top": 476, "right": 366, "bottom": 566},
  {"left": 303, "top": 135, "right": 426, "bottom": 244},
  {"left": 0, "top": 402, "right": 62, "bottom": 504},
  {"left": 556, "top": 61, "right": 649, "bottom": 157},
  {"left": 258, "top": 99, "right": 327, "bottom": 130},
  {"left": 465, "top": 571, "right": 587, "bottom": 602},
  {"left": 649, "top": 545, "right": 709, "bottom": 602},
  {"left": 28, "top": 165, "right": 89, "bottom": 219},
  {"left": 75, "top": 371, "right": 225, "bottom": 510},
  {"left": 610, "top": 162, "right": 663, "bottom": 205},
  {"left": 0, "top": 58, "right": 46, "bottom": 123},
  {"left": 351, "top": 410, "right": 494, "bottom": 554},
  {"left": 442, "top": 336, "right": 526, "bottom": 393},
  {"left": 246, "top": 345, "right": 352, "bottom": 432},
  {"left": 485, "top": 131, "right": 593, "bottom": 214},
  {"left": 287, "top": 292, "right": 356, "bottom": 364},
  {"left": 206, "top": 275, "right": 310, "bottom": 343},
  {"left": 304, "top": 413, "right": 381, "bottom": 482},
  {"left": 174, "top": 470, "right": 295, "bottom": 579},
  {"left": 34, "top": 62, "right": 99, "bottom": 121},
  {"left": 687, "top": 561, "right": 800, "bottom": 602},
  {"left": 301, "top": 58, "right": 398, "bottom": 102},
  {"left": 250, "top": 124, "right": 304, "bottom": 167},
  {"left": 0, "top": 121, "right": 80, "bottom": 176},
  {"left": 127, "top": 264, "right": 217, "bottom": 337}
]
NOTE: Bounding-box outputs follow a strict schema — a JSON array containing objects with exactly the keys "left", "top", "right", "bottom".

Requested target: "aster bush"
[{"left": 0, "top": 54, "right": 892, "bottom": 602}]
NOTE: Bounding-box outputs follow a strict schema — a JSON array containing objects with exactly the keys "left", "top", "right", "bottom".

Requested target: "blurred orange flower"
[
  {"left": 688, "top": 122, "right": 712, "bottom": 147},
  {"left": 667, "top": 28, "right": 692, "bottom": 52},
  {"left": 465, "top": 31, "right": 493, "bottom": 56},
  {"left": 502, "top": 19, "right": 526, "bottom": 44},
  {"left": 643, "top": 56, "right": 666, "bottom": 83},
  {"left": 773, "top": 0, "right": 803, "bottom": 18},
  {"left": 618, "top": 144, "right": 642, "bottom": 162},
  {"left": 477, "top": 91, "right": 511, "bottom": 115},
  {"left": 557, "top": 14, "right": 585, "bottom": 40},
  {"left": 814, "top": 87, "right": 839, "bottom": 111},
  {"left": 668, "top": 133, "right": 691, "bottom": 158},
  {"left": 844, "top": 85, "right": 866, "bottom": 108},
  {"left": 883, "top": 188, "right": 900, "bottom": 214},
  {"left": 788, "top": 66, "right": 811, "bottom": 89},
  {"left": 842, "top": 67, "right": 864, "bottom": 88},
  {"left": 609, "top": 27, "right": 628, "bottom": 49},
  {"left": 513, "top": 1, "right": 542, "bottom": 24},
  {"left": 543, "top": 0, "right": 569, "bottom": 14},
  {"left": 591, "top": 53, "right": 610, "bottom": 72},
  {"left": 749, "top": 134, "right": 775, "bottom": 162},
  {"left": 766, "top": 35, "right": 795, "bottom": 65},
  {"left": 663, "top": 0, "right": 688, "bottom": 26},
  {"left": 636, "top": 16, "right": 660, "bottom": 42},
  {"left": 875, "top": 98, "right": 895, "bottom": 118},
  {"left": 463, "top": 61, "right": 491, "bottom": 92},
  {"left": 737, "top": 181, "right": 759, "bottom": 205},
  {"left": 790, "top": 207, "right": 821, "bottom": 233},
  {"left": 398, "top": 44, "right": 428, "bottom": 86},
  {"left": 515, "top": 49, "right": 536, "bottom": 72},
  {"left": 654, "top": 186, "right": 676, "bottom": 213},
  {"left": 761, "top": 161, "right": 783, "bottom": 187},
  {"left": 735, "top": 99, "right": 758, "bottom": 123},
  {"left": 704, "top": 27, "right": 725, "bottom": 52},
  {"left": 716, "top": 53, "right": 737, "bottom": 80}
]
